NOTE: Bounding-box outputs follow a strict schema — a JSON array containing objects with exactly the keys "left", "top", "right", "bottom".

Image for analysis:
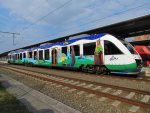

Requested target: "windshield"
[{"left": 121, "top": 40, "right": 138, "bottom": 54}]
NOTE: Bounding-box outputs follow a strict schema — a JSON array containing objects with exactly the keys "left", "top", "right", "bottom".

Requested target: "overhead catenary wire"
[
  {"left": 49, "top": 2, "right": 150, "bottom": 36},
  {"left": 58, "top": 2, "right": 150, "bottom": 28},
  {"left": 20, "top": 1, "right": 150, "bottom": 43},
  {"left": 1, "top": 1, "right": 150, "bottom": 50},
  {"left": 0, "top": 31, "right": 20, "bottom": 45},
  {"left": 20, "top": 16, "right": 146, "bottom": 47},
  {"left": 77, "top": 2, "right": 150, "bottom": 28},
  {"left": 20, "top": 0, "right": 73, "bottom": 32},
  {"left": 10, "top": 0, "right": 73, "bottom": 46},
  {"left": 21, "top": 2, "right": 150, "bottom": 45},
  {"left": 2, "top": 0, "right": 50, "bottom": 46},
  {"left": 0, "top": 0, "right": 73, "bottom": 46}
]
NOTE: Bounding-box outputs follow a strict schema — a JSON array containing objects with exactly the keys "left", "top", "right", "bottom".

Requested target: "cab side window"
[{"left": 104, "top": 40, "right": 123, "bottom": 55}]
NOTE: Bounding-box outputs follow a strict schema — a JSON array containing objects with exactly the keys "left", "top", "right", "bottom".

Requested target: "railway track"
[
  {"left": 2, "top": 63, "right": 150, "bottom": 83},
  {"left": 0, "top": 65, "right": 150, "bottom": 112}
]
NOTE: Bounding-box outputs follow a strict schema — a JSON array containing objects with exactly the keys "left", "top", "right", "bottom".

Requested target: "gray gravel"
[
  {"left": 8, "top": 65, "right": 150, "bottom": 91},
  {"left": 1, "top": 68, "right": 150, "bottom": 113}
]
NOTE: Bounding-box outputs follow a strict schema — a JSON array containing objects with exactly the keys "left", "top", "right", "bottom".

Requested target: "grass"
[{"left": 0, "top": 83, "right": 31, "bottom": 113}]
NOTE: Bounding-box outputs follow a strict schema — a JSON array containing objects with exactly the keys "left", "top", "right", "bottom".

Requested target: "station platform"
[{"left": 0, "top": 74, "right": 81, "bottom": 113}]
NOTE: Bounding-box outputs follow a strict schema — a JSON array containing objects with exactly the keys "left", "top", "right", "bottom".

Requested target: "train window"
[
  {"left": 44, "top": 49, "right": 49, "bottom": 60},
  {"left": 17, "top": 54, "right": 20, "bottom": 59},
  {"left": 9, "top": 55, "right": 11, "bottom": 60},
  {"left": 20, "top": 53, "right": 22, "bottom": 60},
  {"left": 62, "top": 47, "right": 67, "bottom": 56},
  {"left": 104, "top": 40, "right": 123, "bottom": 55},
  {"left": 28, "top": 52, "right": 32, "bottom": 58},
  {"left": 8, "top": 55, "right": 9, "bottom": 60},
  {"left": 70, "top": 45, "right": 80, "bottom": 56},
  {"left": 15, "top": 54, "right": 17, "bottom": 60},
  {"left": 83, "top": 42, "right": 95, "bottom": 55},
  {"left": 12, "top": 55, "right": 15, "bottom": 60},
  {"left": 23, "top": 53, "right": 26, "bottom": 58},
  {"left": 39, "top": 50, "right": 43, "bottom": 60},
  {"left": 122, "top": 41, "right": 137, "bottom": 54},
  {"left": 34, "top": 51, "right": 37, "bottom": 60}
]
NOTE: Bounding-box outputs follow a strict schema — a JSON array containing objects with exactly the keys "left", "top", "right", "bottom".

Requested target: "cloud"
[{"left": 0, "top": 0, "right": 150, "bottom": 53}]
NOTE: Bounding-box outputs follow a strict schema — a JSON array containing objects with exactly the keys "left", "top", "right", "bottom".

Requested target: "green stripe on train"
[{"left": 105, "top": 63, "right": 137, "bottom": 71}]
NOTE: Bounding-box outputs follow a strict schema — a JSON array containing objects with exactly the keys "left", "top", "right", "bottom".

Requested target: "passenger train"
[{"left": 8, "top": 34, "right": 143, "bottom": 75}]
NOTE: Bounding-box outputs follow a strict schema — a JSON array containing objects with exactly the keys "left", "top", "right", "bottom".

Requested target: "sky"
[{"left": 0, "top": 0, "right": 150, "bottom": 54}]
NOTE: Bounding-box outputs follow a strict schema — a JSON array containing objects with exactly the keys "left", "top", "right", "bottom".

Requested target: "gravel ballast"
[{"left": 0, "top": 68, "right": 150, "bottom": 113}]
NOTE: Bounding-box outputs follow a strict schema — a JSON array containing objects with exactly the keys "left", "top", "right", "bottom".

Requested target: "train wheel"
[
  {"left": 29, "top": 63, "right": 33, "bottom": 67},
  {"left": 79, "top": 65, "right": 84, "bottom": 72},
  {"left": 95, "top": 66, "right": 100, "bottom": 74},
  {"left": 95, "top": 66, "right": 103, "bottom": 75},
  {"left": 87, "top": 65, "right": 95, "bottom": 73},
  {"left": 103, "top": 66, "right": 111, "bottom": 75}
]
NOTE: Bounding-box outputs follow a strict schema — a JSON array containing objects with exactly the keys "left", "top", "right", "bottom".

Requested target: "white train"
[{"left": 8, "top": 34, "right": 143, "bottom": 75}]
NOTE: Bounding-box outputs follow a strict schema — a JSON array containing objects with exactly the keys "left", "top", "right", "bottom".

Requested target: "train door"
[
  {"left": 51, "top": 48, "right": 57, "bottom": 64},
  {"left": 94, "top": 39, "right": 104, "bottom": 65}
]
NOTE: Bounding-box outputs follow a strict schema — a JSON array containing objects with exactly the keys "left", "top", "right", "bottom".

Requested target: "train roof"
[
  {"left": 8, "top": 51, "right": 15, "bottom": 55},
  {"left": 63, "top": 33, "right": 105, "bottom": 46},
  {"left": 8, "top": 33, "right": 106, "bottom": 53},
  {"left": 37, "top": 33, "right": 105, "bottom": 49},
  {"left": 8, "top": 49, "right": 25, "bottom": 55},
  {"left": 38, "top": 43, "right": 54, "bottom": 49},
  {"left": 27, "top": 47, "right": 38, "bottom": 52},
  {"left": 15, "top": 49, "right": 25, "bottom": 54}
]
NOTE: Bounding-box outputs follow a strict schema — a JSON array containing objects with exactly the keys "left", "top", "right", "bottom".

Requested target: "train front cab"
[{"left": 101, "top": 35, "right": 142, "bottom": 75}]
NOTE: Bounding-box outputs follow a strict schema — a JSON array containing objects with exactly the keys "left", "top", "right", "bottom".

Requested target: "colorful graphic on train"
[{"left": 8, "top": 34, "right": 143, "bottom": 75}]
